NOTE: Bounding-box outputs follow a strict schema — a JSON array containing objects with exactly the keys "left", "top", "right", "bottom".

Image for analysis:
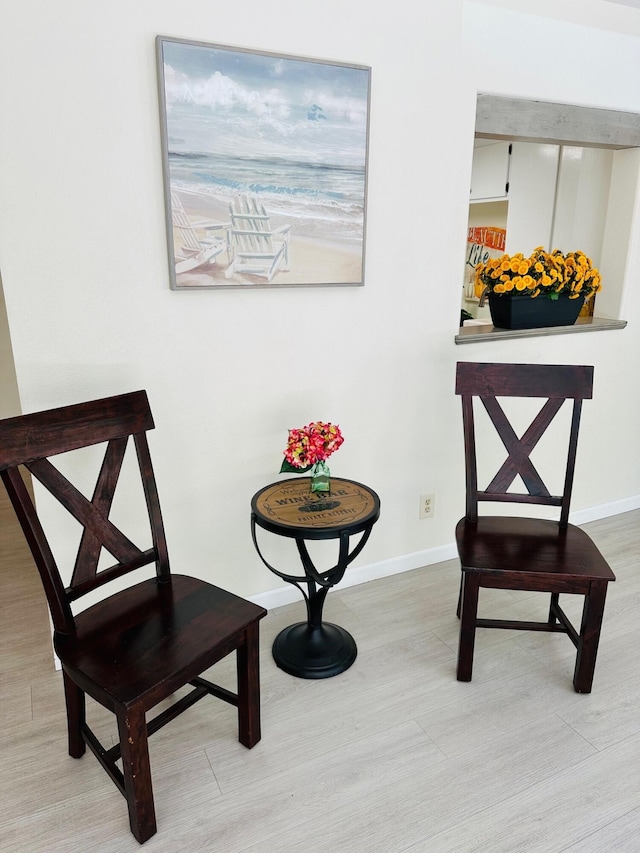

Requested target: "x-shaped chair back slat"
[
  {"left": 481, "top": 395, "right": 565, "bottom": 498},
  {"left": 25, "top": 436, "right": 151, "bottom": 601},
  {"left": 72, "top": 436, "right": 129, "bottom": 587}
]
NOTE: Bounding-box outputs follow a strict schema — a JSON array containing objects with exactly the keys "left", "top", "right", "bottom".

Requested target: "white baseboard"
[
  {"left": 569, "top": 493, "right": 640, "bottom": 526},
  {"left": 248, "top": 495, "right": 640, "bottom": 612}
]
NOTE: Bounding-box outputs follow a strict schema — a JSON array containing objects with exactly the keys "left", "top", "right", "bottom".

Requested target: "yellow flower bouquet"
[{"left": 475, "top": 247, "right": 602, "bottom": 302}]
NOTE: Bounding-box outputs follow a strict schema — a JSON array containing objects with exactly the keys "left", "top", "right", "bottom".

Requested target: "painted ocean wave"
[{"left": 168, "top": 150, "right": 366, "bottom": 244}]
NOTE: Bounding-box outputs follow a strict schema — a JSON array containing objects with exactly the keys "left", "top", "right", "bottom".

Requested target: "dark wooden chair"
[
  {"left": 455, "top": 362, "right": 615, "bottom": 694},
  {"left": 0, "top": 390, "right": 267, "bottom": 843}
]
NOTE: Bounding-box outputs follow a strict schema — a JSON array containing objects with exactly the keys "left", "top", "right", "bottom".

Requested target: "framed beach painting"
[{"left": 156, "top": 37, "right": 371, "bottom": 289}]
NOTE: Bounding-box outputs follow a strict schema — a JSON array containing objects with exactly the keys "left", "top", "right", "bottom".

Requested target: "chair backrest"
[
  {"left": 0, "top": 391, "right": 169, "bottom": 635},
  {"left": 171, "top": 191, "right": 203, "bottom": 252},
  {"left": 228, "top": 195, "right": 275, "bottom": 253},
  {"left": 455, "top": 362, "right": 594, "bottom": 526}
]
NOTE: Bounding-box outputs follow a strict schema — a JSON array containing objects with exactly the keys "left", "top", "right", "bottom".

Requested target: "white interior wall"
[
  {"left": 1, "top": 0, "right": 639, "bottom": 604},
  {"left": 504, "top": 142, "right": 559, "bottom": 255},
  {"left": 551, "top": 147, "right": 613, "bottom": 260},
  {"left": 598, "top": 148, "right": 640, "bottom": 319},
  {"left": 0, "top": 275, "right": 20, "bottom": 419}
]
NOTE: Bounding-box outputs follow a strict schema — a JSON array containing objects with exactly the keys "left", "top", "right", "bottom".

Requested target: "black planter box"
[{"left": 488, "top": 293, "right": 585, "bottom": 330}]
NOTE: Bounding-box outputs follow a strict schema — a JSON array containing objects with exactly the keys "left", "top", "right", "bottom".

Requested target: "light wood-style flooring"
[{"left": 1, "top": 481, "right": 639, "bottom": 852}]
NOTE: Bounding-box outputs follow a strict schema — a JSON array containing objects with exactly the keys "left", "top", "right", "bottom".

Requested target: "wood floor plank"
[
  {"left": 233, "top": 714, "right": 602, "bottom": 853},
  {"left": 402, "top": 732, "right": 640, "bottom": 853},
  {"left": 555, "top": 672, "right": 640, "bottom": 751},
  {"left": 560, "top": 805, "right": 640, "bottom": 852}
]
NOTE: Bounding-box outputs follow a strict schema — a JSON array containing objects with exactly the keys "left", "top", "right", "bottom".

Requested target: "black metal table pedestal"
[{"left": 251, "top": 477, "right": 380, "bottom": 680}]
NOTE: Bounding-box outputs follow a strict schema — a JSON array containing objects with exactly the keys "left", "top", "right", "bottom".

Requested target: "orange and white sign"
[{"left": 464, "top": 225, "right": 506, "bottom": 300}]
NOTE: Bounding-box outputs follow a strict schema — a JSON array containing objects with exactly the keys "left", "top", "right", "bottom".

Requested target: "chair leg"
[
  {"left": 457, "top": 573, "right": 480, "bottom": 682},
  {"left": 456, "top": 573, "right": 463, "bottom": 618},
  {"left": 116, "top": 705, "right": 157, "bottom": 844},
  {"left": 62, "top": 670, "right": 86, "bottom": 758},
  {"left": 237, "top": 621, "right": 261, "bottom": 749},
  {"left": 573, "top": 580, "right": 609, "bottom": 694},
  {"left": 548, "top": 592, "right": 560, "bottom": 624}
]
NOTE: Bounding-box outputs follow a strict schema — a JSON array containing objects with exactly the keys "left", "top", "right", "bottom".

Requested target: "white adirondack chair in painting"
[
  {"left": 225, "top": 195, "right": 292, "bottom": 282},
  {"left": 171, "top": 192, "right": 226, "bottom": 273}
]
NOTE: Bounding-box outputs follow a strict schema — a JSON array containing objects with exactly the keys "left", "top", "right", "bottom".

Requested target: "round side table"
[{"left": 251, "top": 477, "right": 380, "bottom": 679}]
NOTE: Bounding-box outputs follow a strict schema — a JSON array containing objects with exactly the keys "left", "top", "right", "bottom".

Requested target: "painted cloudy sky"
[{"left": 159, "top": 40, "right": 370, "bottom": 167}]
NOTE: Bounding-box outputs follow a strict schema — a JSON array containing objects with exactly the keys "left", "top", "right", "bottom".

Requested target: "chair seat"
[
  {"left": 55, "top": 575, "right": 266, "bottom": 710},
  {"left": 456, "top": 516, "right": 616, "bottom": 583}
]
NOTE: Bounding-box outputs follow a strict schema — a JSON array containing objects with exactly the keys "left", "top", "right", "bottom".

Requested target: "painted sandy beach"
[{"left": 171, "top": 188, "right": 363, "bottom": 288}]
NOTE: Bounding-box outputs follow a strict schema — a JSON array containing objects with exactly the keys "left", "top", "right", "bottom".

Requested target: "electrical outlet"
[{"left": 419, "top": 493, "right": 435, "bottom": 519}]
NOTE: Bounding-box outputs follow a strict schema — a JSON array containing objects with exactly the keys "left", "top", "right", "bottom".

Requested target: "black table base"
[
  {"left": 252, "top": 477, "right": 380, "bottom": 679},
  {"left": 272, "top": 621, "right": 357, "bottom": 679}
]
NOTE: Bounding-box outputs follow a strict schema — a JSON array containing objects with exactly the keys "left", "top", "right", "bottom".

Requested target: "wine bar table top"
[{"left": 251, "top": 476, "right": 379, "bottom": 540}]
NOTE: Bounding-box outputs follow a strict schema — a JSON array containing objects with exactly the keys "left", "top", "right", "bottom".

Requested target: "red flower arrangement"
[{"left": 280, "top": 421, "right": 344, "bottom": 473}]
